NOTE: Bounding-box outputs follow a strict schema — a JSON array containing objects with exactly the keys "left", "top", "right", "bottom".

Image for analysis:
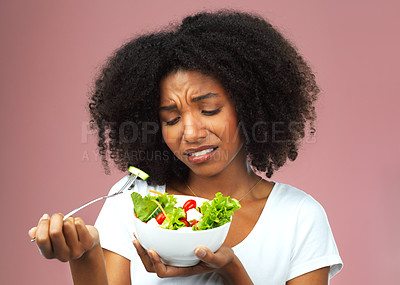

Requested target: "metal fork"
[{"left": 31, "top": 166, "right": 149, "bottom": 242}]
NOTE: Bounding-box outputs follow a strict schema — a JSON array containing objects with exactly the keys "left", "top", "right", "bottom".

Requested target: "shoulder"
[
  {"left": 271, "top": 183, "right": 329, "bottom": 224},
  {"left": 271, "top": 184, "right": 343, "bottom": 280},
  {"left": 272, "top": 183, "right": 320, "bottom": 208}
]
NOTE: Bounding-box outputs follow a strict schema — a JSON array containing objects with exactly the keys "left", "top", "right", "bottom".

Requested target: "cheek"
[
  {"left": 161, "top": 126, "right": 180, "bottom": 151},
  {"left": 225, "top": 125, "right": 241, "bottom": 147},
  {"left": 221, "top": 112, "right": 241, "bottom": 145}
]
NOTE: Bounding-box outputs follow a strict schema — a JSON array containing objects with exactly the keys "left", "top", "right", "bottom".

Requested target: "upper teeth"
[{"left": 189, "top": 148, "right": 214, "bottom": 157}]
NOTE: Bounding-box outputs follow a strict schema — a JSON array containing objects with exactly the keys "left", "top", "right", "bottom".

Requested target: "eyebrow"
[
  {"left": 159, "top": 93, "right": 219, "bottom": 111},
  {"left": 191, "top": 92, "right": 219, "bottom": 102}
]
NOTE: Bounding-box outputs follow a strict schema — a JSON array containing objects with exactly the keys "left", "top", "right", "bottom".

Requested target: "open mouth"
[
  {"left": 187, "top": 148, "right": 217, "bottom": 157},
  {"left": 184, "top": 147, "right": 219, "bottom": 164}
]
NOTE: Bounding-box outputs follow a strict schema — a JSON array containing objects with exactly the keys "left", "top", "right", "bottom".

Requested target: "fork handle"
[
  {"left": 30, "top": 167, "right": 149, "bottom": 243},
  {"left": 30, "top": 178, "right": 132, "bottom": 242},
  {"left": 30, "top": 195, "right": 113, "bottom": 242},
  {"left": 63, "top": 196, "right": 108, "bottom": 220}
]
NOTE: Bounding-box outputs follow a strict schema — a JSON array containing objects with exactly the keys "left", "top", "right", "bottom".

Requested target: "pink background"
[{"left": 1, "top": 0, "right": 399, "bottom": 284}]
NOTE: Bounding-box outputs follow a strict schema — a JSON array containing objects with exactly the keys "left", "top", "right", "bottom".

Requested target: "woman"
[{"left": 29, "top": 10, "right": 342, "bottom": 284}]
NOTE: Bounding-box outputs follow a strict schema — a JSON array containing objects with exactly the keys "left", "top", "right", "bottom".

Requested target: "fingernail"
[
  {"left": 195, "top": 248, "right": 206, "bottom": 258},
  {"left": 148, "top": 251, "right": 154, "bottom": 260},
  {"left": 40, "top": 213, "right": 50, "bottom": 220}
]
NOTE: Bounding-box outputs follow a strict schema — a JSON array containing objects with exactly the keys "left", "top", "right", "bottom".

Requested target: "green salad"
[{"left": 131, "top": 192, "right": 241, "bottom": 231}]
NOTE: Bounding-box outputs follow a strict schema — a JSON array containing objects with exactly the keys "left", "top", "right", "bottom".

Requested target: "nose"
[{"left": 182, "top": 112, "right": 206, "bottom": 143}]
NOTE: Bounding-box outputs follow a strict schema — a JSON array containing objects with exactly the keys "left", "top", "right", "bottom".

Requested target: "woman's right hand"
[{"left": 28, "top": 213, "right": 99, "bottom": 262}]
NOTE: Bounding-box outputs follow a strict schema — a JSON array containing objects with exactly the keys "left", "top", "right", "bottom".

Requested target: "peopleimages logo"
[{"left": 80, "top": 120, "right": 317, "bottom": 161}]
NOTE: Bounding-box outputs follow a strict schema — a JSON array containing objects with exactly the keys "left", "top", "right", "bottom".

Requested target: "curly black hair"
[{"left": 88, "top": 10, "right": 319, "bottom": 185}]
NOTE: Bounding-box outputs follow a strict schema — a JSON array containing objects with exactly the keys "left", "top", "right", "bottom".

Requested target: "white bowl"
[{"left": 133, "top": 195, "right": 232, "bottom": 267}]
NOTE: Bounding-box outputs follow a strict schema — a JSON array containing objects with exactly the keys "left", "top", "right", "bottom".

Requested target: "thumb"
[
  {"left": 194, "top": 246, "right": 234, "bottom": 269},
  {"left": 28, "top": 227, "right": 37, "bottom": 239}
]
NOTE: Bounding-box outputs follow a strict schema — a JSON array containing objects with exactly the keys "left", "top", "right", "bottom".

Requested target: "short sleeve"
[
  {"left": 94, "top": 175, "right": 137, "bottom": 261},
  {"left": 287, "top": 195, "right": 343, "bottom": 281}
]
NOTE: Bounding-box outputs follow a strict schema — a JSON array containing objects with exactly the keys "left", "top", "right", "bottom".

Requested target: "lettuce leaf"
[
  {"left": 194, "top": 192, "right": 241, "bottom": 231},
  {"left": 131, "top": 192, "right": 177, "bottom": 222},
  {"left": 131, "top": 191, "right": 241, "bottom": 231},
  {"left": 160, "top": 207, "right": 187, "bottom": 230}
]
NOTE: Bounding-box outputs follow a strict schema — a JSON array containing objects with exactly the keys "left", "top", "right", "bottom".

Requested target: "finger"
[
  {"left": 62, "top": 217, "right": 82, "bottom": 259},
  {"left": 147, "top": 249, "right": 180, "bottom": 278},
  {"left": 85, "top": 225, "right": 99, "bottom": 247},
  {"left": 35, "top": 214, "right": 53, "bottom": 259},
  {"left": 49, "top": 213, "right": 70, "bottom": 262},
  {"left": 74, "top": 217, "right": 95, "bottom": 250},
  {"left": 63, "top": 217, "right": 79, "bottom": 245},
  {"left": 133, "top": 239, "right": 154, "bottom": 272},
  {"left": 28, "top": 227, "right": 37, "bottom": 239},
  {"left": 194, "top": 246, "right": 234, "bottom": 269},
  {"left": 147, "top": 249, "right": 167, "bottom": 275},
  {"left": 147, "top": 249, "right": 212, "bottom": 277}
]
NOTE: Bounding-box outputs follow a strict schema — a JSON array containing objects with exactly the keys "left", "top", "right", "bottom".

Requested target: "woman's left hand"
[{"left": 133, "top": 239, "right": 235, "bottom": 278}]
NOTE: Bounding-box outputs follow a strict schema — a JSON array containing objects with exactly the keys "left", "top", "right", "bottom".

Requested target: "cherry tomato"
[
  {"left": 155, "top": 212, "right": 166, "bottom": 224},
  {"left": 179, "top": 218, "right": 190, "bottom": 227},
  {"left": 183, "top": 199, "right": 197, "bottom": 212}
]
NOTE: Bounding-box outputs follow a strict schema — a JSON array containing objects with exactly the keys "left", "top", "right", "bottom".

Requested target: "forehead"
[{"left": 159, "top": 70, "right": 226, "bottom": 102}]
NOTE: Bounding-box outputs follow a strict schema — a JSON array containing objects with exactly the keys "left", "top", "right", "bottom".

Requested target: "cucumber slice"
[{"left": 128, "top": 166, "right": 149, "bottom": 180}]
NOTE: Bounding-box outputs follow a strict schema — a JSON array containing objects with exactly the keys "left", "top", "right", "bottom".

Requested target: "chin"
[{"left": 185, "top": 162, "right": 229, "bottom": 178}]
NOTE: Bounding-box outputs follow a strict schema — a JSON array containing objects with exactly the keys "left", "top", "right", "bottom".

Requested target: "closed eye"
[
  {"left": 165, "top": 117, "right": 180, "bottom": 126},
  {"left": 202, "top": 108, "right": 221, "bottom": 116}
]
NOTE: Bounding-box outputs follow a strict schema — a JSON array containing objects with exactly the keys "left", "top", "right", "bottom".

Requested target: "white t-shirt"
[{"left": 95, "top": 176, "right": 343, "bottom": 284}]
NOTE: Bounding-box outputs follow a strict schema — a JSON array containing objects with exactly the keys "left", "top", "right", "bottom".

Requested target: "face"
[{"left": 159, "top": 70, "right": 244, "bottom": 178}]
